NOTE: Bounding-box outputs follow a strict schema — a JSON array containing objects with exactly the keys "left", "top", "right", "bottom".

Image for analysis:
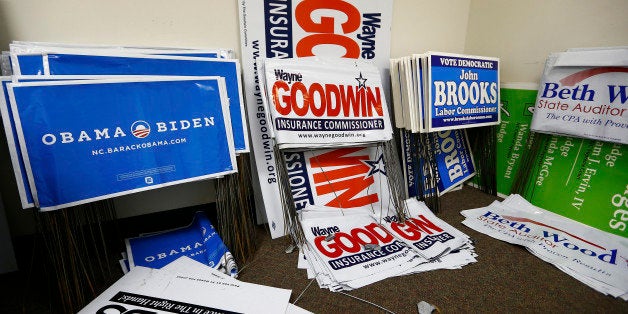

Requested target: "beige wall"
[
  {"left": 0, "top": 0, "right": 626, "bottom": 235},
  {"left": 391, "top": 0, "right": 470, "bottom": 57},
  {"left": 465, "top": 0, "right": 628, "bottom": 83},
  {"left": 0, "top": 0, "right": 240, "bottom": 52}
]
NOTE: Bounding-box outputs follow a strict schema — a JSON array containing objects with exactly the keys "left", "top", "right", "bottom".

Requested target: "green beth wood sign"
[{"left": 519, "top": 134, "right": 627, "bottom": 237}]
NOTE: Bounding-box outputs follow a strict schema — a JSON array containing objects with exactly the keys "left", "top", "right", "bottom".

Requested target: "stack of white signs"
[
  {"left": 80, "top": 256, "right": 311, "bottom": 314},
  {"left": 258, "top": 56, "right": 400, "bottom": 251},
  {"left": 461, "top": 194, "right": 628, "bottom": 299},
  {"left": 1, "top": 41, "right": 247, "bottom": 211},
  {"left": 298, "top": 198, "right": 476, "bottom": 291},
  {"left": 261, "top": 57, "right": 393, "bottom": 150},
  {"left": 530, "top": 47, "right": 628, "bottom": 145}
]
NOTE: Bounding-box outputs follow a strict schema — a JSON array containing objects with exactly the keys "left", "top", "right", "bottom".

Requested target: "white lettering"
[{"left": 42, "top": 134, "right": 56, "bottom": 145}]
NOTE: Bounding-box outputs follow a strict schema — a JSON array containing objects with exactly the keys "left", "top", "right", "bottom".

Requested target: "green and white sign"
[
  {"left": 519, "top": 134, "right": 627, "bottom": 238},
  {"left": 496, "top": 83, "right": 536, "bottom": 197}
]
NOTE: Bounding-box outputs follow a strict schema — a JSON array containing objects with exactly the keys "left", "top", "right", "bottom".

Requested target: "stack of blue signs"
[
  {"left": 391, "top": 52, "right": 500, "bottom": 133},
  {"left": 10, "top": 42, "right": 247, "bottom": 152},
  {"left": 390, "top": 52, "right": 499, "bottom": 198},
  {"left": 1, "top": 42, "right": 246, "bottom": 211}
]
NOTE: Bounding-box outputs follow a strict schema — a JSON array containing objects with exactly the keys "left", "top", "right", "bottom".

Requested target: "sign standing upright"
[{"left": 238, "top": 0, "right": 393, "bottom": 238}]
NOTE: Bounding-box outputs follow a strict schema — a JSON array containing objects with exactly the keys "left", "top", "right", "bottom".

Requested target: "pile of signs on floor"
[
  {"left": 298, "top": 198, "right": 477, "bottom": 291},
  {"left": 79, "top": 256, "right": 309, "bottom": 314},
  {"left": 461, "top": 194, "right": 628, "bottom": 299}
]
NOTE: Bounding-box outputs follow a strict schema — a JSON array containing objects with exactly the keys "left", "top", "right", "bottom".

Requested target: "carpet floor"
[{"left": 1, "top": 186, "right": 626, "bottom": 313}]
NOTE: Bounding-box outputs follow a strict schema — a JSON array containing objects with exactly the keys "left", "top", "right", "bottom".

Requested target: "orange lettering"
[
  {"left": 297, "top": 34, "right": 359, "bottom": 58},
  {"left": 295, "top": 0, "right": 361, "bottom": 33},
  {"left": 273, "top": 81, "right": 291, "bottom": 115}
]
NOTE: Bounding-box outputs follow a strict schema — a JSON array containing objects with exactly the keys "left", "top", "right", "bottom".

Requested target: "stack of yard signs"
[
  {"left": 10, "top": 42, "right": 247, "bottom": 152},
  {"left": 298, "top": 198, "right": 476, "bottom": 291},
  {"left": 255, "top": 55, "right": 476, "bottom": 291},
  {"left": 391, "top": 52, "right": 500, "bottom": 133},
  {"left": 258, "top": 57, "right": 401, "bottom": 240},
  {"left": 0, "top": 41, "right": 246, "bottom": 211},
  {"left": 390, "top": 52, "right": 500, "bottom": 199}
]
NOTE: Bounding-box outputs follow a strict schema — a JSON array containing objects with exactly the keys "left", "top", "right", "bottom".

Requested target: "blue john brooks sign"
[
  {"left": 10, "top": 78, "right": 236, "bottom": 211},
  {"left": 428, "top": 52, "right": 500, "bottom": 131}
]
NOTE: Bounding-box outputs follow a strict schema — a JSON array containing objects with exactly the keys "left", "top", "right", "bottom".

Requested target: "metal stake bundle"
[
  {"left": 215, "top": 155, "right": 258, "bottom": 264},
  {"left": 406, "top": 131, "right": 441, "bottom": 213},
  {"left": 467, "top": 125, "right": 498, "bottom": 196},
  {"left": 33, "top": 200, "right": 118, "bottom": 313}
]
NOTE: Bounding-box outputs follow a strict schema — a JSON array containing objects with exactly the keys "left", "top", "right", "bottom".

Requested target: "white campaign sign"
[
  {"left": 263, "top": 58, "right": 392, "bottom": 150},
  {"left": 238, "top": 0, "right": 393, "bottom": 238},
  {"left": 79, "top": 257, "right": 294, "bottom": 313},
  {"left": 530, "top": 49, "right": 628, "bottom": 144},
  {"left": 461, "top": 196, "right": 628, "bottom": 298}
]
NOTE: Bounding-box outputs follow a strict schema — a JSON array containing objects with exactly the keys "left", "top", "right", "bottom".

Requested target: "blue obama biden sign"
[
  {"left": 12, "top": 52, "right": 249, "bottom": 153},
  {"left": 8, "top": 77, "right": 236, "bottom": 211}
]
